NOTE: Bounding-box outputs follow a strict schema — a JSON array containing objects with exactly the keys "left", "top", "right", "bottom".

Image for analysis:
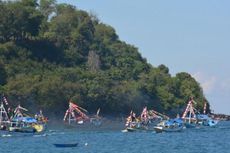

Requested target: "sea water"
[{"left": 0, "top": 121, "right": 230, "bottom": 153}]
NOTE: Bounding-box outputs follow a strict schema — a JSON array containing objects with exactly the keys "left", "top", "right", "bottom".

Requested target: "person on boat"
[
  {"left": 125, "top": 115, "right": 132, "bottom": 127},
  {"left": 131, "top": 112, "right": 136, "bottom": 122}
]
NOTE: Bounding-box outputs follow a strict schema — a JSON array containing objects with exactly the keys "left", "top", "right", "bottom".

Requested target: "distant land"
[{"left": 0, "top": 0, "right": 210, "bottom": 117}]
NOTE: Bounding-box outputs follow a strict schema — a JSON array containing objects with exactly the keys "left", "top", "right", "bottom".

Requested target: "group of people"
[
  {"left": 34, "top": 110, "right": 48, "bottom": 124},
  {"left": 125, "top": 110, "right": 149, "bottom": 129}
]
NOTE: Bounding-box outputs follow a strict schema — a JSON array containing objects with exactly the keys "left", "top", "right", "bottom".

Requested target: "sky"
[{"left": 58, "top": 0, "right": 230, "bottom": 115}]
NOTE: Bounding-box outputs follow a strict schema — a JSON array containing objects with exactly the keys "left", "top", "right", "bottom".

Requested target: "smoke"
[{"left": 192, "top": 72, "right": 216, "bottom": 95}]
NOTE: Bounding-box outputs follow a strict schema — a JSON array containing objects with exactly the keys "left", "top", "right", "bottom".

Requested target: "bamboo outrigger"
[{"left": 63, "top": 101, "right": 102, "bottom": 126}]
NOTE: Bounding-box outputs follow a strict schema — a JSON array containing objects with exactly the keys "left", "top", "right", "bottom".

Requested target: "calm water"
[{"left": 1, "top": 121, "right": 230, "bottom": 153}]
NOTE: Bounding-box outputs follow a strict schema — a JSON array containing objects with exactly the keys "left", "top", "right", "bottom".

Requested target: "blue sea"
[{"left": 1, "top": 121, "right": 230, "bottom": 153}]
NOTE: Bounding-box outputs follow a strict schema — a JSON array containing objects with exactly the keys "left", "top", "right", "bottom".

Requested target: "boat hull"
[
  {"left": 9, "top": 126, "right": 36, "bottom": 133},
  {"left": 154, "top": 126, "right": 183, "bottom": 133}
]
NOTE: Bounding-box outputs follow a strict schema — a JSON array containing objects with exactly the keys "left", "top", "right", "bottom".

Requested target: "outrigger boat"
[
  {"left": 64, "top": 102, "right": 89, "bottom": 125},
  {"left": 0, "top": 95, "right": 46, "bottom": 133},
  {"left": 182, "top": 98, "right": 218, "bottom": 128},
  {"left": 63, "top": 101, "right": 102, "bottom": 126},
  {"left": 122, "top": 110, "right": 142, "bottom": 132},
  {"left": 9, "top": 104, "right": 45, "bottom": 133},
  {"left": 9, "top": 117, "right": 41, "bottom": 133},
  {"left": 122, "top": 107, "right": 169, "bottom": 132}
]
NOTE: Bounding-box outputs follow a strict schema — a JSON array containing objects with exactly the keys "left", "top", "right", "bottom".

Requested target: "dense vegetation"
[{"left": 0, "top": 0, "right": 209, "bottom": 117}]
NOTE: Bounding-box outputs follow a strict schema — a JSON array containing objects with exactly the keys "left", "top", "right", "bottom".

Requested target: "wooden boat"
[
  {"left": 182, "top": 98, "right": 219, "bottom": 128},
  {"left": 154, "top": 125, "right": 183, "bottom": 133},
  {"left": 154, "top": 118, "right": 184, "bottom": 133},
  {"left": 64, "top": 101, "right": 102, "bottom": 126},
  {"left": 1, "top": 96, "right": 46, "bottom": 133},
  {"left": 8, "top": 117, "right": 45, "bottom": 133},
  {"left": 53, "top": 143, "right": 78, "bottom": 148},
  {"left": 123, "top": 107, "right": 168, "bottom": 132},
  {"left": 9, "top": 126, "right": 35, "bottom": 133},
  {"left": 8, "top": 105, "right": 45, "bottom": 133},
  {"left": 122, "top": 127, "right": 140, "bottom": 132}
]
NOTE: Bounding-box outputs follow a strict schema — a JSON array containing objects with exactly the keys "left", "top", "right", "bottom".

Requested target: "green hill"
[{"left": 0, "top": 0, "right": 209, "bottom": 116}]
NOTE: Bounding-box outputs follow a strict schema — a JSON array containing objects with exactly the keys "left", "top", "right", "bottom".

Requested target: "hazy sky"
[{"left": 58, "top": 0, "right": 230, "bottom": 115}]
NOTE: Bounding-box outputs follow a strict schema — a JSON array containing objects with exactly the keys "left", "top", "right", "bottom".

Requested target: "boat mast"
[
  {"left": 182, "top": 97, "right": 196, "bottom": 122},
  {"left": 13, "top": 104, "right": 28, "bottom": 118},
  {"left": 68, "top": 109, "right": 71, "bottom": 124},
  {"left": 203, "top": 101, "right": 207, "bottom": 114},
  {"left": 0, "top": 102, "right": 9, "bottom": 124},
  {"left": 189, "top": 104, "right": 192, "bottom": 124}
]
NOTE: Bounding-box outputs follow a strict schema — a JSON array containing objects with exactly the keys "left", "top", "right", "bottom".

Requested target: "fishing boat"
[
  {"left": 196, "top": 114, "right": 218, "bottom": 127},
  {"left": 181, "top": 98, "right": 198, "bottom": 128},
  {"left": 0, "top": 95, "right": 46, "bottom": 134},
  {"left": 122, "top": 107, "right": 168, "bottom": 132},
  {"left": 154, "top": 118, "right": 184, "bottom": 133},
  {"left": 182, "top": 98, "right": 218, "bottom": 128},
  {"left": 63, "top": 102, "right": 89, "bottom": 124},
  {"left": 53, "top": 143, "right": 78, "bottom": 148},
  {"left": 9, "top": 117, "right": 38, "bottom": 133},
  {"left": 9, "top": 105, "right": 45, "bottom": 133},
  {"left": 64, "top": 101, "right": 102, "bottom": 126},
  {"left": 122, "top": 110, "right": 144, "bottom": 132}
]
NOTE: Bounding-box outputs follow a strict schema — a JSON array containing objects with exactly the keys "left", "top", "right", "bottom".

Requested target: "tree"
[
  {"left": 0, "top": 0, "right": 43, "bottom": 41},
  {"left": 87, "top": 50, "right": 101, "bottom": 72},
  {"left": 39, "top": 0, "right": 56, "bottom": 20},
  {"left": 0, "top": 61, "right": 7, "bottom": 85}
]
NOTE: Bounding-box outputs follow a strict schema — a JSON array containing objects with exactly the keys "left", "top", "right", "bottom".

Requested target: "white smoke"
[{"left": 192, "top": 72, "right": 216, "bottom": 95}]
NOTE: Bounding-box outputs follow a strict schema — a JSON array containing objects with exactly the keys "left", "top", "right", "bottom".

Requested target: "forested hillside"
[{"left": 0, "top": 0, "right": 209, "bottom": 116}]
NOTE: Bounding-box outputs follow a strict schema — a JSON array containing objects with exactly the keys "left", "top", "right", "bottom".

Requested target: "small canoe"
[{"left": 53, "top": 143, "right": 78, "bottom": 148}]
